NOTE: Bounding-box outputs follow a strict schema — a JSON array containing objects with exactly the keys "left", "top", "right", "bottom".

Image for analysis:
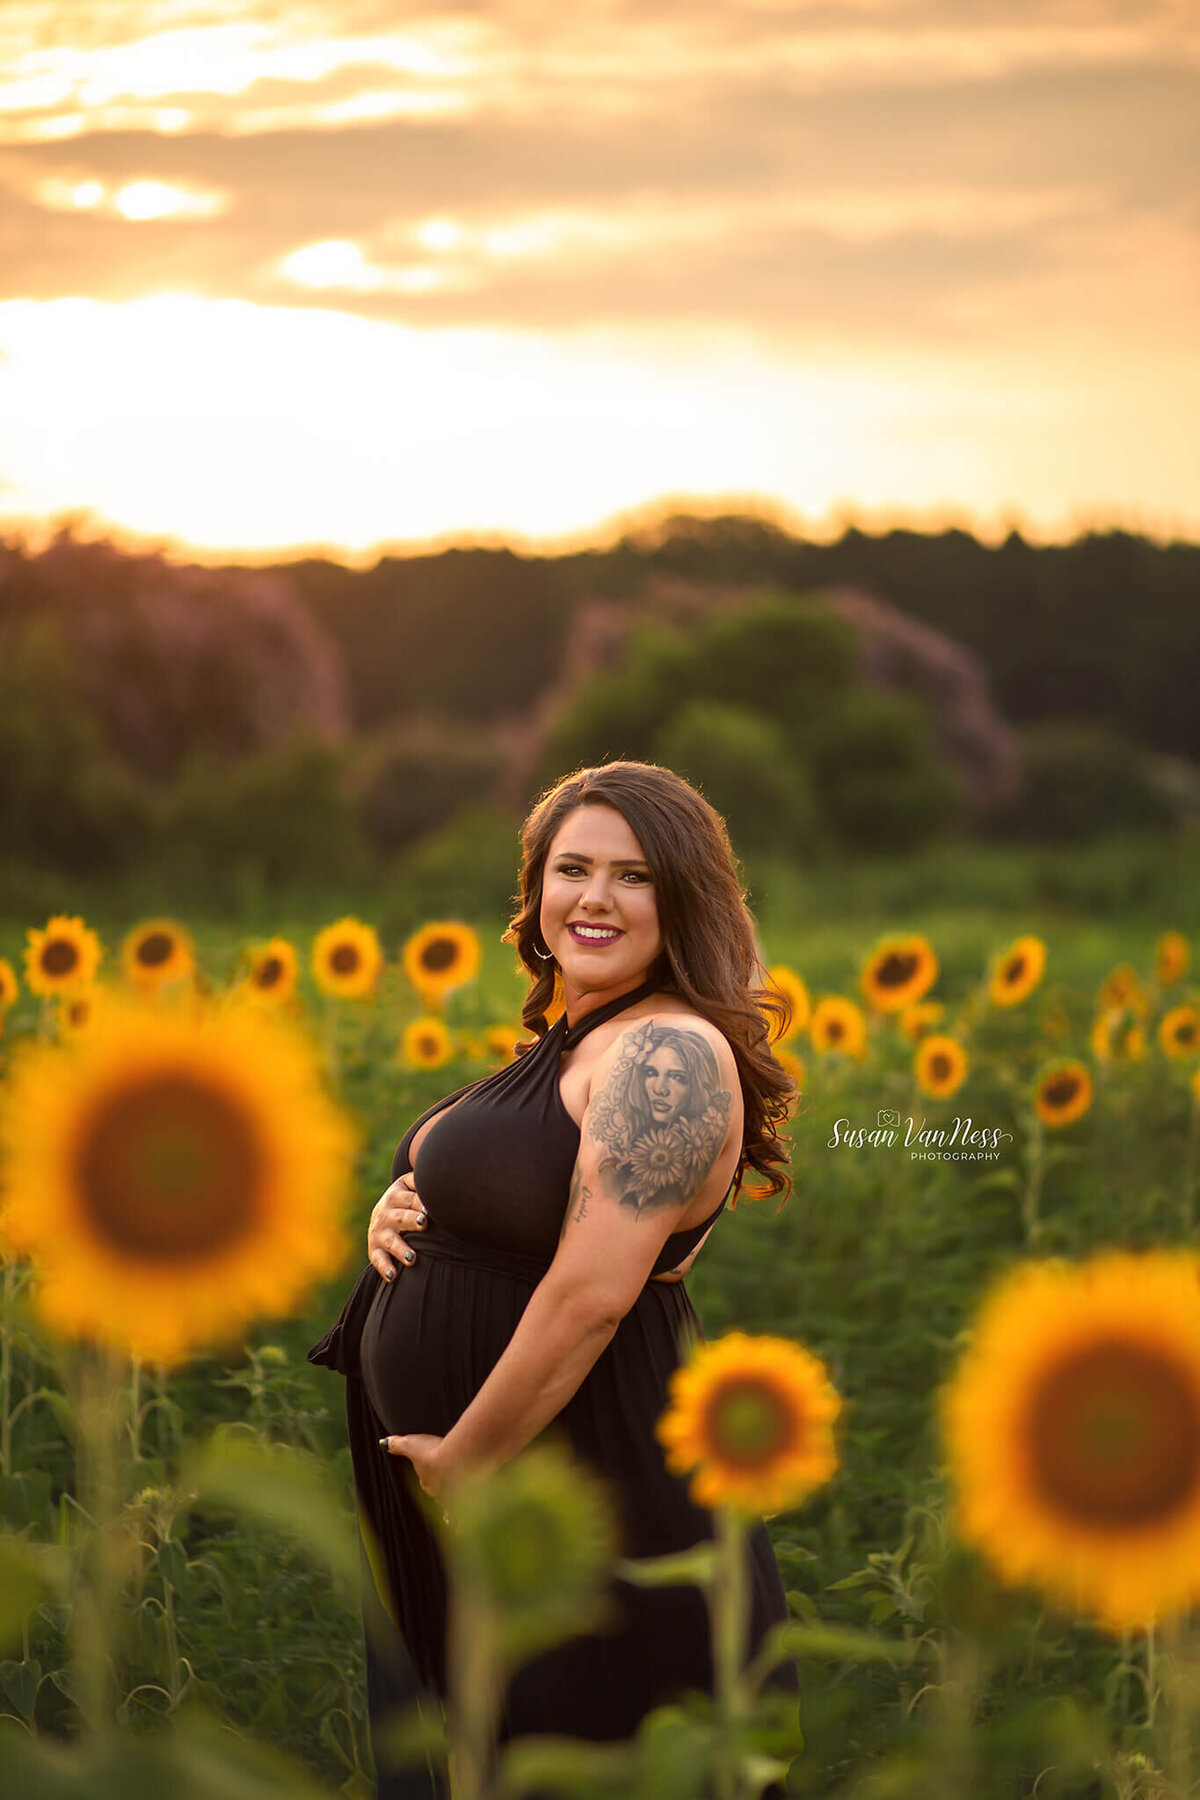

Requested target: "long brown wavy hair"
[{"left": 502, "top": 761, "right": 797, "bottom": 1206}]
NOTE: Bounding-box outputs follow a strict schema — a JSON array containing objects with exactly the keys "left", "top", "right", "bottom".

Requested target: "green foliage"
[
  {"left": 653, "top": 701, "right": 817, "bottom": 858},
  {"left": 0, "top": 622, "right": 156, "bottom": 874},
  {"left": 993, "top": 723, "right": 1179, "bottom": 844},
  {"left": 159, "top": 737, "right": 369, "bottom": 891},
  {"left": 351, "top": 719, "right": 499, "bottom": 856},
  {"left": 813, "top": 690, "right": 964, "bottom": 853},
  {"left": 542, "top": 594, "right": 956, "bottom": 857},
  {"left": 392, "top": 802, "right": 523, "bottom": 922}
]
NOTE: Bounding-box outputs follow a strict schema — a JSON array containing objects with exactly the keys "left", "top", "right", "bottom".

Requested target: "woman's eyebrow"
[{"left": 553, "top": 851, "right": 650, "bottom": 868}]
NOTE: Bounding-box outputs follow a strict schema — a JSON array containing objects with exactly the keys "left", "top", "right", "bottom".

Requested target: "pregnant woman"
[{"left": 309, "top": 760, "right": 800, "bottom": 1796}]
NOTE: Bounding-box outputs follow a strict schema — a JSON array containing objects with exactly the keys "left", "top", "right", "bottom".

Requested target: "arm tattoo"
[
  {"left": 586, "top": 1019, "right": 732, "bottom": 1217},
  {"left": 559, "top": 1164, "right": 592, "bottom": 1239}
]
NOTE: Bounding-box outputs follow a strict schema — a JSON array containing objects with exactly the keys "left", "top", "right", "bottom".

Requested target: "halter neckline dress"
[{"left": 308, "top": 976, "right": 798, "bottom": 1775}]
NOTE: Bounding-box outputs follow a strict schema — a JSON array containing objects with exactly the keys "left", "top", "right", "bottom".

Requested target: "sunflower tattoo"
[{"left": 587, "top": 1019, "right": 732, "bottom": 1214}]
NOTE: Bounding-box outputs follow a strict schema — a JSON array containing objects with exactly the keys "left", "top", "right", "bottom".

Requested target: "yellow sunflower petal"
[
  {"left": 764, "top": 965, "right": 810, "bottom": 1040},
  {"left": 861, "top": 935, "right": 938, "bottom": 1014},
  {"left": 24, "top": 916, "right": 103, "bottom": 998},
  {"left": 0, "top": 996, "right": 354, "bottom": 1363},
  {"left": 809, "top": 996, "right": 868, "bottom": 1059},
  {"left": 312, "top": 917, "right": 383, "bottom": 999},
  {"left": 915, "top": 1034, "right": 969, "bottom": 1099},
  {"left": 122, "top": 918, "right": 195, "bottom": 991},
  {"left": 943, "top": 1250, "right": 1200, "bottom": 1631},
  {"left": 401, "top": 921, "right": 481, "bottom": 1004},
  {"left": 989, "top": 935, "right": 1047, "bottom": 1008},
  {"left": 1034, "top": 1059, "right": 1093, "bottom": 1127}
]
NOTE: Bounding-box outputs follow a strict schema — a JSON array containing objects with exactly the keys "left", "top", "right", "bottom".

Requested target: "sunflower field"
[{"left": 2, "top": 830, "right": 1200, "bottom": 1798}]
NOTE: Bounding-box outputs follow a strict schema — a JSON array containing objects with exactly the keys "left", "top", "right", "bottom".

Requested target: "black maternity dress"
[{"left": 308, "top": 976, "right": 799, "bottom": 1795}]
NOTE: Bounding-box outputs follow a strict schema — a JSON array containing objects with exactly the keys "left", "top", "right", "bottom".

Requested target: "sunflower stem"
[
  {"left": 712, "top": 1505, "right": 751, "bottom": 1800},
  {"left": 69, "top": 1344, "right": 127, "bottom": 1737},
  {"left": 446, "top": 1585, "right": 502, "bottom": 1800},
  {"left": 1021, "top": 1112, "right": 1044, "bottom": 1247}
]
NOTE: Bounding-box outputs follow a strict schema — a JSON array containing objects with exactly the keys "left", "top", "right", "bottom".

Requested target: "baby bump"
[{"left": 358, "top": 1251, "right": 534, "bottom": 1438}]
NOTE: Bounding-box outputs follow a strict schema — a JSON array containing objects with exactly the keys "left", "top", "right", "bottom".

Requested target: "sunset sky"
[{"left": 1, "top": 0, "right": 1197, "bottom": 561}]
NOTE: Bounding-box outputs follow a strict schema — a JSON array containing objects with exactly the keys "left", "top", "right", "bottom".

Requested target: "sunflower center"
[
  {"left": 42, "top": 939, "right": 79, "bottom": 975},
  {"left": 1175, "top": 1022, "right": 1197, "bottom": 1046},
  {"left": 255, "top": 956, "right": 283, "bottom": 988},
  {"left": 826, "top": 1020, "right": 844, "bottom": 1041},
  {"left": 1026, "top": 1338, "right": 1200, "bottom": 1528},
  {"left": 330, "top": 944, "right": 360, "bottom": 974},
  {"left": 73, "top": 1074, "right": 265, "bottom": 1264},
  {"left": 875, "top": 953, "right": 918, "bottom": 988},
  {"left": 1003, "top": 956, "right": 1027, "bottom": 985},
  {"left": 136, "top": 931, "right": 174, "bottom": 968},
  {"left": 418, "top": 1033, "right": 439, "bottom": 1056},
  {"left": 1042, "top": 1073, "right": 1080, "bottom": 1109},
  {"left": 930, "top": 1054, "right": 952, "bottom": 1082},
  {"left": 704, "top": 1378, "right": 799, "bottom": 1468},
  {"left": 421, "top": 938, "right": 457, "bottom": 972}
]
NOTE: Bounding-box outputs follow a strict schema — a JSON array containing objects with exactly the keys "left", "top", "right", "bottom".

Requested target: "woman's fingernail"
[
  {"left": 384, "top": 1269, "right": 394, "bottom": 1282},
  {"left": 378, "top": 1438, "right": 390, "bottom": 1451},
  {"left": 404, "top": 1249, "right": 415, "bottom": 1264},
  {"left": 416, "top": 1212, "right": 427, "bottom": 1226}
]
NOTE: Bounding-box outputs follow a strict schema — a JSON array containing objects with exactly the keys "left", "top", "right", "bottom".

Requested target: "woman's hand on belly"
[
  {"left": 379, "top": 1431, "right": 447, "bottom": 1502},
  {"left": 368, "top": 1172, "right": 428, "bottom": 1282}
]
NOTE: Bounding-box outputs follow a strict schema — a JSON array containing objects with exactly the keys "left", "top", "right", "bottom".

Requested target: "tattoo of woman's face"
[{"left": 587, "top": 1020, "right": 732, "bottom": 1215}]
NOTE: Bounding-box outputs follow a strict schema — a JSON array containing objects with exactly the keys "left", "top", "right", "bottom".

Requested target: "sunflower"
[
  {"left": 1097, "top": 965, "right": 1149, "bottom": 1019},
  {"left": 764, "top": 965, "right": 810, "bottom": 1041},
  {"left": 402, "top": 922, "right": 481, "bottom": 1007},
  {"left": 242, "top": 937, "right": 299, "bottom": 1004},
  {"left": 898, "top": 1000, "right": 944, "bottom": 1041},
  {"left": 484, "top": 1024, "right": 524, "bottom": 1065},
  {"left": 942, "top": 1250, "right": 1200, "bottom": 1631},
  {"left": 400, "top": 1017, "right": 454, "bottom": 1069},
  {"left": 122, "top": 918, "right": 195, "bottom": 991},
  {"left": 860, "top": 935, "right": 938, "bottom": 1014},
  {"left": 0, "top": 959, "right": 18, "bottom": 1010},
  {"left": 1091, "top": 1009, "right": 1147, "bottom": 1064},
  {"left": 809, "top": 996, "right": 867, "bottom": 1058},
  {"left": 24, "top": 916, "right": 102, "bottom": 998},
  {"left": 1034, "top": 1060, "right": 1093, "bottom": 1129},
  {"left": 1159, "top": 1005, "right": 1200, "bottom": 1061},
  {"left": 989, "top": 935, "right": 1047, "bottom": 1008},
  {"left": 1156, "top": 932, "right": 1190, "bottom": 989},
  {"left": 775, "top": 1045, "right": 806, "bottom": 1092},
  {"left": 916, "top": 1035, "right": 969, "bottom": 1100},
  {"left": 657, "top": 1331, "right": 840, "bottom": 1515},
  {"left": 57, "top": 990, "right": 99, "bottom": 1035},
  {"left": 448, "top": 1445, "right": 617, "bottom": 1661},
  {"left": 312, "top": 917, "right": 384, "bottom": 1000},
  {"left": 0, "top": 996, "right": 353, "bottom": 1364}
]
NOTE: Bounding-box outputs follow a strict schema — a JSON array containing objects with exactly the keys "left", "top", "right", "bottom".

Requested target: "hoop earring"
[{"left": 533, "top": 938, "right": 556, "bottom": 962}]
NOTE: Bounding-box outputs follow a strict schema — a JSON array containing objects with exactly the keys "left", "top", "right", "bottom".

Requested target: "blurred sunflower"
[
  {"left": 312, "top": 917, "right": 383, "bottom": 1000},
  {"left": 1156, "top": 932, "right": 1190, "bottom": 988},
  {"left": 810, "top": 996, "right": 867, "bottom": 1058},
  {"left": 1159, "top": 1005, "right": 1200, "bottom": 1061},
  {"left": 860, "top": 935, "right": 938, "bottom": 1014},
  {"left": 942, "top": 1250, "right": 1200, "bottom": 1631},
  {"left": 1091, "top": 1009, "right": 1147, "bottom": 1064},
  {"left": 898, "top": 999, "right": 944, "bottom": 1041},
  {"left": 989, "top": 935, "right": 1047, "bottom": 1007},
  {"left": 57, "top": 991, "right": 99, "bottom": 1036},
  {"left": 0, "top": 997, "right": 353, "bottom": 1363},
  {"left": 1035, "top": 1060, "right": 1093, "bottom": 1128},
  {"left": 775, "top": 1045, "right": 806, "bottom": 1092},
  {"left": 916, "top": 1035, "right": 968, "bottom": 1100},
  {"left": 484, "top": 1024, "right": 525, "bottom": 1065},
  {"left": 25, "top": 916, "right": 102, "bottom": 998},
  {"left": 400, "top": 1017, "right": 454, "bottom": 1069},
  {"left": 1097, "top": 965, "right": 1149, "bottom": 1019},
  {"left": 242, "top": 938, "right": 299, "bottom": 1004},
  {"left": 402, "top": 921, "right": 481, "bottom": 1007},
  {"left": 448, "top": 1445, "right": 617, "bottom": 1661},
  {"left": 0, "top": 958, "right": 18, "bottom": 1009},
  {"left": 764, "top": 965, "right": 810, "bottom": 1041},
  {"left": 122, "top": 919, "right": 195, "bottom": 991},
  {"left": 657, "top": 1330, "right": 840, "bottom": 1514}
]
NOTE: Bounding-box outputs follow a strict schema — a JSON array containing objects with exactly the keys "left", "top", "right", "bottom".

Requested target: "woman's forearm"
[{"left": 438, "top": 1279, "right": 618, "bottom": 1480}]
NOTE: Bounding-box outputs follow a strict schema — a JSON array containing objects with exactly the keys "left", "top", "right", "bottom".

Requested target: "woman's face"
[
  {"left": 641, "top": 1045, "right": 690, "bottom": 1125},
  {"left": 540, "top": 803, "right": 665, "bottom": 1015}
]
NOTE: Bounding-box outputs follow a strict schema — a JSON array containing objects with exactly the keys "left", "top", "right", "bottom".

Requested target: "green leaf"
[
  {"left": 775, "top": 1622, "right": 917, "bottom": 1664},
  {"left": 615, "top": 1543, "right": 717, "bottom": 1590},
  {"left": 0, "top": 1538, "right": 57, "bottom": 1656},
  {"left": 181, "top": 1433, "right": 360, "bottom": 1598},
  {"left": 0, "top": 1658, "right": 42, "bottom": 1724}
]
